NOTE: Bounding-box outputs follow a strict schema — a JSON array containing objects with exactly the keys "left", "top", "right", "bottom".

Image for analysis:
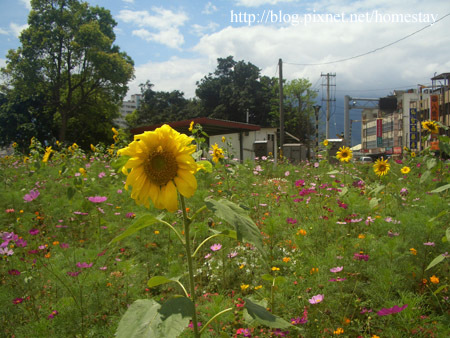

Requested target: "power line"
[
  {"left": 336, "top": 82, "right": 433, "bottom": 92},
  {"left": 284, "top": 13, "right": 450, "bottom": 67}
]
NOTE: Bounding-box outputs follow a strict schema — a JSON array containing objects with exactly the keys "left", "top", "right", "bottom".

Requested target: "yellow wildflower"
[
  {"left": 400, "top": 166, "right": 411, "bottom": 174},
  {"left": 409, "top": 248, "right": 417, "bottom": 255},
  {"left": 240, "top": 284, "right": 249, "bottom": 291}
]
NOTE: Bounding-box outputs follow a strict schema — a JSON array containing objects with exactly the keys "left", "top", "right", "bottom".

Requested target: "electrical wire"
[{"left": 284, "top": 13, "right": 450, "bottom": 67}]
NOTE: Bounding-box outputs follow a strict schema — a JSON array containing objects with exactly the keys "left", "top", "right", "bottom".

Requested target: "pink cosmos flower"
[
  {"left": 87, "top": 196, "right": 107, "bottom": 203},
  {"left": 330, "top": 266, "right": 343, "bottom": 273},
  {"left": 210, "top": 243, "right": 222, "bottom": 251},
  {"left": 308, "top": 294, "right": 324, "bottom": 304},
  {"left": 423, "top": 242, "right": 435, "bottom": 247},
  {"left": 23, "top": 189, "right": 40, "bottom": 202}
]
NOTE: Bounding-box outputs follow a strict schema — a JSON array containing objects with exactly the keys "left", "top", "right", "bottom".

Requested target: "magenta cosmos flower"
[
  {"left": 377, "top": 304, "right": 408, "bottom": 316},
  {"left": 76, "top": 262, "right": 93, "bottom": 268},
  {"left": 88, "top": 196, "right": 107, "bottom": 203},
  {"left": 308, "top": 294, "right": 324, "bottom": 304}
]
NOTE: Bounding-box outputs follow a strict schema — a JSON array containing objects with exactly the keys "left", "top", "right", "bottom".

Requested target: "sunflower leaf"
[
  {"left": 110, "top": 214, "right": 165, "bottom": 244},
  {"left": 115, "top": 299, "right": 162, "bottom": 338},
  {"left": 204, "top": 197, "right": 263, "bottom": 254},
  {"left": 243, "top": 298, "right": 292, "bottom": 329},
  {"left": 115, "top": 297, "right": 194, "bottom": 338},
  {"left": 111, "top": 155, "right": 130, "bottom": 173},
  {"left": 147, "top": 275, "right": 181, "bottom": 288}
]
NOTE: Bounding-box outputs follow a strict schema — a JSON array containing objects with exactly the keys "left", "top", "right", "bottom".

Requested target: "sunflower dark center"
[{"left": 144, "top": 147, "right": 178, "bottom": 186}]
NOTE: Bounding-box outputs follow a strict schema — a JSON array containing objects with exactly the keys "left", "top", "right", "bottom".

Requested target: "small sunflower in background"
[
  {"left": 336, "top": 146, "right": 352, "bottom": 163},
  {"left": 210, "top": 143, "right": 224, "bottom": 163},
  {"left": 421, "top": 120, "right": 439, "bottom": 134},
  {"left": 373, "top": 157, "right": 390, "bottom": 177}
]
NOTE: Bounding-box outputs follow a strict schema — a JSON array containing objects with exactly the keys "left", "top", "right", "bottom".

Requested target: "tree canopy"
[
  {"left": 126, "top": 81, "right": 201, "bottom": 128},
  {"left": 196, "top": 56, "right": 276, "bottom": 126},
  {"left": 0, "top": 0, "right": 134, "bottom": 149}
]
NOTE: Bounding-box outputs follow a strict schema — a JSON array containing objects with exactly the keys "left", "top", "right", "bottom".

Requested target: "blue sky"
[{"left": 1, "top": 0, "right": 450, "bottom": 142}]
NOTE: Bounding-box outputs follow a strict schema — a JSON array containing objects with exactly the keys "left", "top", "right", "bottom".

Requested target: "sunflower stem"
[{"left": 180, "top": 195, "right": 200, "bottom": 337}]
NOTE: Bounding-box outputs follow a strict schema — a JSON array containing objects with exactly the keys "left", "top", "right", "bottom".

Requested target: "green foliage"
[
  {"left": 1, "top": 138, "right": 449, "bottom": 337},
  {"left": 1, "top": 0, "right": 134, "bottom": 146}
]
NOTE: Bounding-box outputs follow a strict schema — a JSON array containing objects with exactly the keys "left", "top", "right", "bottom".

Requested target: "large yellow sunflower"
[
  {"left": 118, "top": 124, "right": 198, "bottom": 212},
  {"left": 211, "top": 143, "right": 224, "bottom": 163},
  {"left": 336, "top": 146, "right": 353, "bottom": 163},
  {"left": 373, "top": 158, "right": 390, "bottom": 177},
  {"left": 421, "top": 120, "right": 439, "bottom": 134}
]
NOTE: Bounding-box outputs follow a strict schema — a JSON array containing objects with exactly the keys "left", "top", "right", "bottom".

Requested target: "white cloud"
[
  {"left": 9, "top": 23, "right": 28, "bottom": 37},
  {"left": 191, "top": 10, "right": 450, "bottom": 96},
  {"left": 202, "top": 2, "right": 218, "bottom": 15},
  {"left": 132, "top": 28, "right": 184, "bottom": 50},
  {"left": 191, "top": 22, "right": 219, "bottom": 36},
  {"left": 234, "top": 0, "right": 296, "bottom": 7},
  {"left": 122, "top": 0, "right": 135, "bottom": 4},
  {"left": 127, "top": 57, "right": 215, "bottom": 98},
  {"left": 0, "top": 28, "right": 8, "bottom": 35},
  {"left": 19, "top": 0, "right": 31, "bottom": 10},
  {"left": 117, "top": 8, "right": 188, "bottom": 49}
]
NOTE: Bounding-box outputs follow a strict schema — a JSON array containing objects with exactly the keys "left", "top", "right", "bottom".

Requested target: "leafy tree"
[
  {"left": 1, "top": 0, "right": 134, "bottom": 148},
  {"left": 195, "top": 56, "right": 275, "bottom": 126},
  {"left": 126, "top": 81, "right": 201, "bottom": 128},
  {"left": 282, "top": 78, "right": 317, "bottom": 143},
  {"left": 0, "top": 89, "right": 52, "bottom": 150}
]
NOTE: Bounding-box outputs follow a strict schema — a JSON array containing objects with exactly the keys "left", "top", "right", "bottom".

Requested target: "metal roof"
[
  {"left": 130, "top": 117, "right": 261, "bottom": 136},
  {"left": 431, "top": 72, "right": 450, "bottom": 80}
]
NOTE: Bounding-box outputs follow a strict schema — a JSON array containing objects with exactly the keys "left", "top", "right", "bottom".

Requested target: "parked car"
[{"left": 359, "top": 156, "right": 373, "bottom": 163}]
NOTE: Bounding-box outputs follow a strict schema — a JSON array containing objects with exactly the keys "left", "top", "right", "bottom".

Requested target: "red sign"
[
  {"left": 376, "top": 118, "right": 383, "bottom": 147},
  {"left": 393, "top": 147, "right": 402, "bottom": 154},
  {"left": 430, "top": 95, "right": 439, "bottom": 121}
]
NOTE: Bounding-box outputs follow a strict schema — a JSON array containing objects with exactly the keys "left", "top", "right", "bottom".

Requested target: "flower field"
[{"left": 1, "top": 127, "right": 449, "bottom": 338}]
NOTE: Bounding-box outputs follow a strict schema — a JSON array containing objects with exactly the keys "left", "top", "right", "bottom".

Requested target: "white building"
[{"left": 116, "top": 94, "right": 142, "bottom": 127}]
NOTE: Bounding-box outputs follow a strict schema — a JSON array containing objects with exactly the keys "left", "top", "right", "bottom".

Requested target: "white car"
[{"left": 359, "top": 156, "right": 373, "bottom": 163}]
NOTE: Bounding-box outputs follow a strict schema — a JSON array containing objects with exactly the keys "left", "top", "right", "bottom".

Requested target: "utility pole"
[
  {"left": 321, "top": 73, "right": 336, "bottom": 139},
  {"left": 279, "top": 59, "right": 284, "bottom": 153},
  {"left": 313, "top": 105, "right": 321, "bottom": 159}
]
